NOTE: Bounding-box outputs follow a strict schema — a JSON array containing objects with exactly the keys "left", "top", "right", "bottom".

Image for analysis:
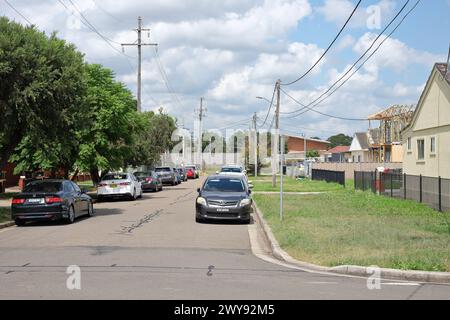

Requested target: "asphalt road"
[{"left": 0, "top": 178, "right": 449, "bottom": 300}]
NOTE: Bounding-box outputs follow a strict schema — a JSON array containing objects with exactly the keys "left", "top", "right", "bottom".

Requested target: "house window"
[
  {"left": 407, "top": 137, "right": 411, "bottom": 151},
  {"left": 430, "top": 137, "right": 436, "bottom": 154},
  {"left": 417, "top": 139, "right": 425, "bottom": 160},
  {"left": 358, "top": 155, "right": 361, "bottom": 163}
]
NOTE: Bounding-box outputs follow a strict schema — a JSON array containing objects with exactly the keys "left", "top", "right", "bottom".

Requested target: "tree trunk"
[
  {"left": 90, "top": 168, "right": 100, "bottom": 186},
  {"left": 70, "top": 168, "right": 79, "bottom": 181}
]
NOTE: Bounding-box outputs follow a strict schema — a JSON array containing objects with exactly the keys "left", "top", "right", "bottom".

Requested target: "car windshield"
[
  {"left": 155, "top": 167, "right": 171, "bottom": 172},
  {"left": 134, "top": 172, "right": 149, "bottom": 178},
  {"left": 102, "top": 174, "right": 127, "bottom": 181},
  {"left": 221, "top": 167, "right": 242, "bottom": 173},
  {"left": 23, "top": 181, "right": 63, "bottom": 193},
  {"left": 203, "top": 178, "right": 245, "bottom": 192}
]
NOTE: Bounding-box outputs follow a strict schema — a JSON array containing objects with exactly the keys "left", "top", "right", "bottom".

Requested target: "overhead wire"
[
  {"left": 3, "top": 0, "right": 33, "bottom": 25},
  {"left": 282, "top": 0, "right": 362, "bottom": 86}
]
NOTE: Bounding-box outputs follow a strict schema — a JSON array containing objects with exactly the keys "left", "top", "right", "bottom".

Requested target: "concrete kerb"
[
  {"left": 0, "top": 221, "right": 14, "bottom": 230},
  {"left": 252, "top": 202, "right": 450, "bottom": 284}
]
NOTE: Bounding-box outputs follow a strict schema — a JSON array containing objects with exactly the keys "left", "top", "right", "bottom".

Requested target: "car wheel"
[
  {"left": 66, "top": 206, "right": 75, "bottom": 224},
  {"left": 15, "top": 219, "right": 26, "bottom": 227},
  {"left": 171, "top": 180, "right": 176, "bottom": 186},
  {"left": 139, "top": 188, "right": 143, "bottom": 198},
  {"left": 195, "top": 217, "right": 204, "bottom": 223},
  {"left": 132, "top": 189, "right": 137, "bottom": 201},
  {"left": 159, "top": 185, "right": 163, "bottom": 191},
  {"left": 88, "top": 201, "right": 94, "bottom": 217},
  {"left": 243, "top": 218, "right": 251, "bottom": 224}
]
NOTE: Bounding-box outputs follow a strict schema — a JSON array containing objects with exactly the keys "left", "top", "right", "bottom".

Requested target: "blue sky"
[{"left": 2, "top": 0, "right": 449, "bottom": 138}]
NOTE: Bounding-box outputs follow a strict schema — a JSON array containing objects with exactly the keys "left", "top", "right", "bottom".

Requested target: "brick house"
[
  {"left": 0, "top": 162, "right": 20, "bottom": 190},
  {"left": 285, "top": 135, "right": 331, "bottom": 160}
]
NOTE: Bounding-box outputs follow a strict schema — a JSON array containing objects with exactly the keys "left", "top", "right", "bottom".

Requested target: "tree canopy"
[{"left": 327, "top": 134, "right": 353, "bottom": 148}]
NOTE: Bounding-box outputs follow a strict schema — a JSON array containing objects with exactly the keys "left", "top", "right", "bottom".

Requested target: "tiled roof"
[
  {"left": 435, "top": 63, "right": 450, "bottom": 86},
  {"left": 355, "top": 132, "right": 369, "bottom": 150},
  {"left": 326, "top": 146, "right": 350, "bottom": 154}
]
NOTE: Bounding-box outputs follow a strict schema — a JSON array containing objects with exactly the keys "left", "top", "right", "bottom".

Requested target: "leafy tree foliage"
[
  {"left": 0, "top": 17, "right": 86, "bottom": 176},
  {"left": 327, "top": 133, "right": 353, "bottom": 148}
]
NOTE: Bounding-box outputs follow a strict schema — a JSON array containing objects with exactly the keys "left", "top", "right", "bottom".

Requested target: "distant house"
[
  {"left": 349, "top": 132, "right": 370, "bottom": 163},
  {"left": 325, "top": 146, "right": 351, "bottom": 163},
  {"left": 285, "top": 135, "right": 331, "bottom": 161},
  {"left": 402, "top": 63, "right": 450, "bottom": 178},
  {"left": 0, "top": 162, "right": 20, "bottom": 191}
]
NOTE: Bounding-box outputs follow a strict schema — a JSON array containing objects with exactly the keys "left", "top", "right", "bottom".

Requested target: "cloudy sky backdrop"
[{"left": 2, "top": 0, "right": 449, "bottom": 138}]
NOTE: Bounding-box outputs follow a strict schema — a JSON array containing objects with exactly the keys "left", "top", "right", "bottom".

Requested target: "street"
[{"left": 0, "top": 178, "right": 449, "bottom": 300}]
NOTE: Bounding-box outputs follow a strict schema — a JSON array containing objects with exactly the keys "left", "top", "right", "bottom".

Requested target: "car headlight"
[
  {"left": 240, "top": 198, "right": 252, "bottom": 206},
  {"left": 196, "top": 197, "right": 207, "bottom": 206}
]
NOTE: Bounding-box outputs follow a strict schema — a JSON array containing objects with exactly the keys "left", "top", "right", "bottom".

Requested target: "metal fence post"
[
  {"left": 362, "top": 171, "right": 365, "bottom": 191},
  {"left": 354, "top": 171, "right": 356, "bottom": 190},
  {"left": 404, "top": 173, "right": 407, "bottom": 200},
  {"left": 439, "top": 176, "right": 442, "bottom": 212},
  {"left": 390, "top": 173, "right": 393, "bottom": 198},
  {"left": 419, "top": 174, "right": 423, "bottom": 203}
]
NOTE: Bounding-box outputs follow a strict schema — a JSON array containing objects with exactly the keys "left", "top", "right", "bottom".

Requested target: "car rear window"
[
  {"left": 23, "top": 181, "right": 63, "bottom": 193},
  {"left": 155, "top": 167, "right": 171, "bottom": 172},
  {"left": 203, "top": 178, "right": 245, "bottom": 192},
  {"left": 102, "top": 174, "right": 128, "bottom": 181},
  {"left": 134, "top": 172, "right": 149, "bottom": 178},
  {"left": 221, "top": 167, "right": 242, "bottom": 173}
]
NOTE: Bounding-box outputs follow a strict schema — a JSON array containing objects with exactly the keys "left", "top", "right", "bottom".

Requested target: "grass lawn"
[
  {"left": 0, "top": 207, "right": 11, "bottom": 223},
  {"left": 253, "top": 189, "right": 450, "bottom": 272},
  {"left": 251, "top": 175, "right": 343, "bottom": 193}
]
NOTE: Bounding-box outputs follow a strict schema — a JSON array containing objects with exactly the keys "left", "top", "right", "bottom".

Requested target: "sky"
[{"left": 1, "top": 0, "right": 449, "bottom": 139}]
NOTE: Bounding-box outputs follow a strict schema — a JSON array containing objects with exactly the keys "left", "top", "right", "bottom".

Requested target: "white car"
[
  {"left": 97, "top": 173, "right": 142, "bottom": 201},
  {"left": 216, "top": 165, "right": 247, "bottom": 180}
]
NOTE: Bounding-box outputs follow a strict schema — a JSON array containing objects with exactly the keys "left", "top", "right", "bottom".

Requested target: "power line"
[
  {"left": 3, "top": 0, "right": 33, "bottom": 25},
  {"left": 280, "top": 87, "right": 367, "bottom": 121},
  {"left": 282, "top": 0, "right": 362, "bottom": 87},
  {"left": 283, "top": 0, "right": 421, "bottom": 120},
  {"left": 282, "top": 0, "right": 410, "bottom": 116},
  {"left": 258, "top": 83, "right": 277, "bottom": 129},
  {"left": 91, "top": 0, "right": 129, "bottom": 26}
]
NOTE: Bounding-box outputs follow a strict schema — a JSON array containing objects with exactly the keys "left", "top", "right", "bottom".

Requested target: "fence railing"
[
  {"left": 354, "top": 170, "right": 449, "bottom": 212},
  {"left": 312, "top": 169, "right": 345, "bottom": 187}
]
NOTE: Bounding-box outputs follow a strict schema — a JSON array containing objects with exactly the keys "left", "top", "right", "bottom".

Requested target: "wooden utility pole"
[
  {"left": 272, "top": 80, "right": 281, "bottom": 187},
  {"left": 253, "top": 112, "right": 258, "bottom": 177},
  {"left": 121, "top": 17, "right": 158, "bottom": 112}
]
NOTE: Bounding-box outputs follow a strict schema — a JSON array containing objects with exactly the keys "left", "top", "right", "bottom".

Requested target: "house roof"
[
  {"left": 326, "top": 146, "right": 350, "bottom": 154},
  {"left": 436, "top": 62, "right": 450, "bottom": 86},
  {"left": 403, "top": 63, "right": 450, "bottom": 133},
  {"left": 355, "top": 132, "right": 369, "bottom": 150},
  {"left": 284, "top": 134, "right": 331, "bottom": 144}
]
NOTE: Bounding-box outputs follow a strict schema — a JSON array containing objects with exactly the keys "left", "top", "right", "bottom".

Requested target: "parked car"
[
  {"left": 97, "top": 173, "right": 142, "bottom": 201},
  {"left": 155, "top": 167, "right": 177, "bottom": 185},
  {"left": 173, "top": 167, "right": 182, "bottom": 185},
  {"left": 217, "top": 165, "right": 248, "bottom": 182},
  {"left": 176, "top": 167, "right": 188, "bottom": 182},
  {"left": 11, "top": 179, "right": 94, "bottom": 226},
  {"left": 134, "top": 171, "right": 163, "bottom": 192},
  {"left": 185, "top": 165, "right": 199, "bottom": 179},
  {"left": 186, "top": 167, "right": 196, "bottom": 179},
  {"left": 195, "top": 174, "right": 252, "bottom": 224}
]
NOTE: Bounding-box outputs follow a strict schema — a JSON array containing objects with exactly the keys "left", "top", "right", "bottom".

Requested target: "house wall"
[
  {"left": 350, "top": 150, "right": 369, "bottom": 163},
  {"left": 391, "top": 145, "right": 404, "bottom": 163},
  {"left": 403, "top": 70, "right": 450, "bottom": 179},
  {"left": 287, "top": 137, "right": 329, "bottom": 153}
]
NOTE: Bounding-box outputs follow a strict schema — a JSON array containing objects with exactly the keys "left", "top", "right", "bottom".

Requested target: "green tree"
[
  {"left": 327, "top": 133, "right": 353, "bottom": 148},
  {"left": 0, "top": 17, "right": 86, "bottom": 176},
  {"left": 127, "top": 108, "right": 177, "bottom": 168},
  {"left": 75, "top": 64, "right": 139, "bottom": 184},
  {"left": 306, "top": 150, "right": 320, "bottom": 158}
]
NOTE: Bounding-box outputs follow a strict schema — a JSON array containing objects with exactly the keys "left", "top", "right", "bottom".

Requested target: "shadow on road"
[{"left": 197, "top": 216, "right": 254, "bottom": 226}]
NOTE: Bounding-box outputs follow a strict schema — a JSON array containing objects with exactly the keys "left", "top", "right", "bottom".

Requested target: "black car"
[
  {"left": 195, "top": 175, "right": 252, "bottom": 224},
  {"left": 11, "top": 179, "right": 94, "bottom": 226},
  {"left": 134, "top": 171, "right": 163, "bottom": 192}
]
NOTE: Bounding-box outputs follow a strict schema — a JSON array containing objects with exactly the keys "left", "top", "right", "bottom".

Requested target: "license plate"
[
  {"left": 110, "top": 184, "right": 117, "bottom": 188},
  {"left": 27, "top": 198, "right": 44, "bottom": 204},
  {"left": 217, "top": 208, "right": 230, "bottom": 212}
]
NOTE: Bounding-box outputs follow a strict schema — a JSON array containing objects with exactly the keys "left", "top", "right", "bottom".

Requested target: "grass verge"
[
  {"left": 0, "top": 207, "right": 11, "bottom": 223},
  {"left": 251, "top": 176, "right": 343, "bottom": 193},
  {"left": 253, "top": 188, "right": 450, "bottom": 272}
]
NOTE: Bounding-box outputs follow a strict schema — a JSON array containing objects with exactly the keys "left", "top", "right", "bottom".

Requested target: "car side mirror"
[
  {"left": 81, "top": 188, "right": 88, "bottom": 194},
  {"left": 197, "top": 188, "right": 201, "bottom": 193},
  {"left": 248, "top": 189, "right": 252, "bottom": 194}
]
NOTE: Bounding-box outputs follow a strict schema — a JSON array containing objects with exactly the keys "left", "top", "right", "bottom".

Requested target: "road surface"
[{"left": 0, "top": 178, "right": 449, "bottom": 299}]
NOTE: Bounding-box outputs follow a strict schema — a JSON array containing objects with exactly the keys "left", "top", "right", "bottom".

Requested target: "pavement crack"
[
  {"left": 116, "top": 209, "right": 164, "bottom": 234},
  {"left": 406, "top": 283, "right": 424, "bottom": 300}
]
